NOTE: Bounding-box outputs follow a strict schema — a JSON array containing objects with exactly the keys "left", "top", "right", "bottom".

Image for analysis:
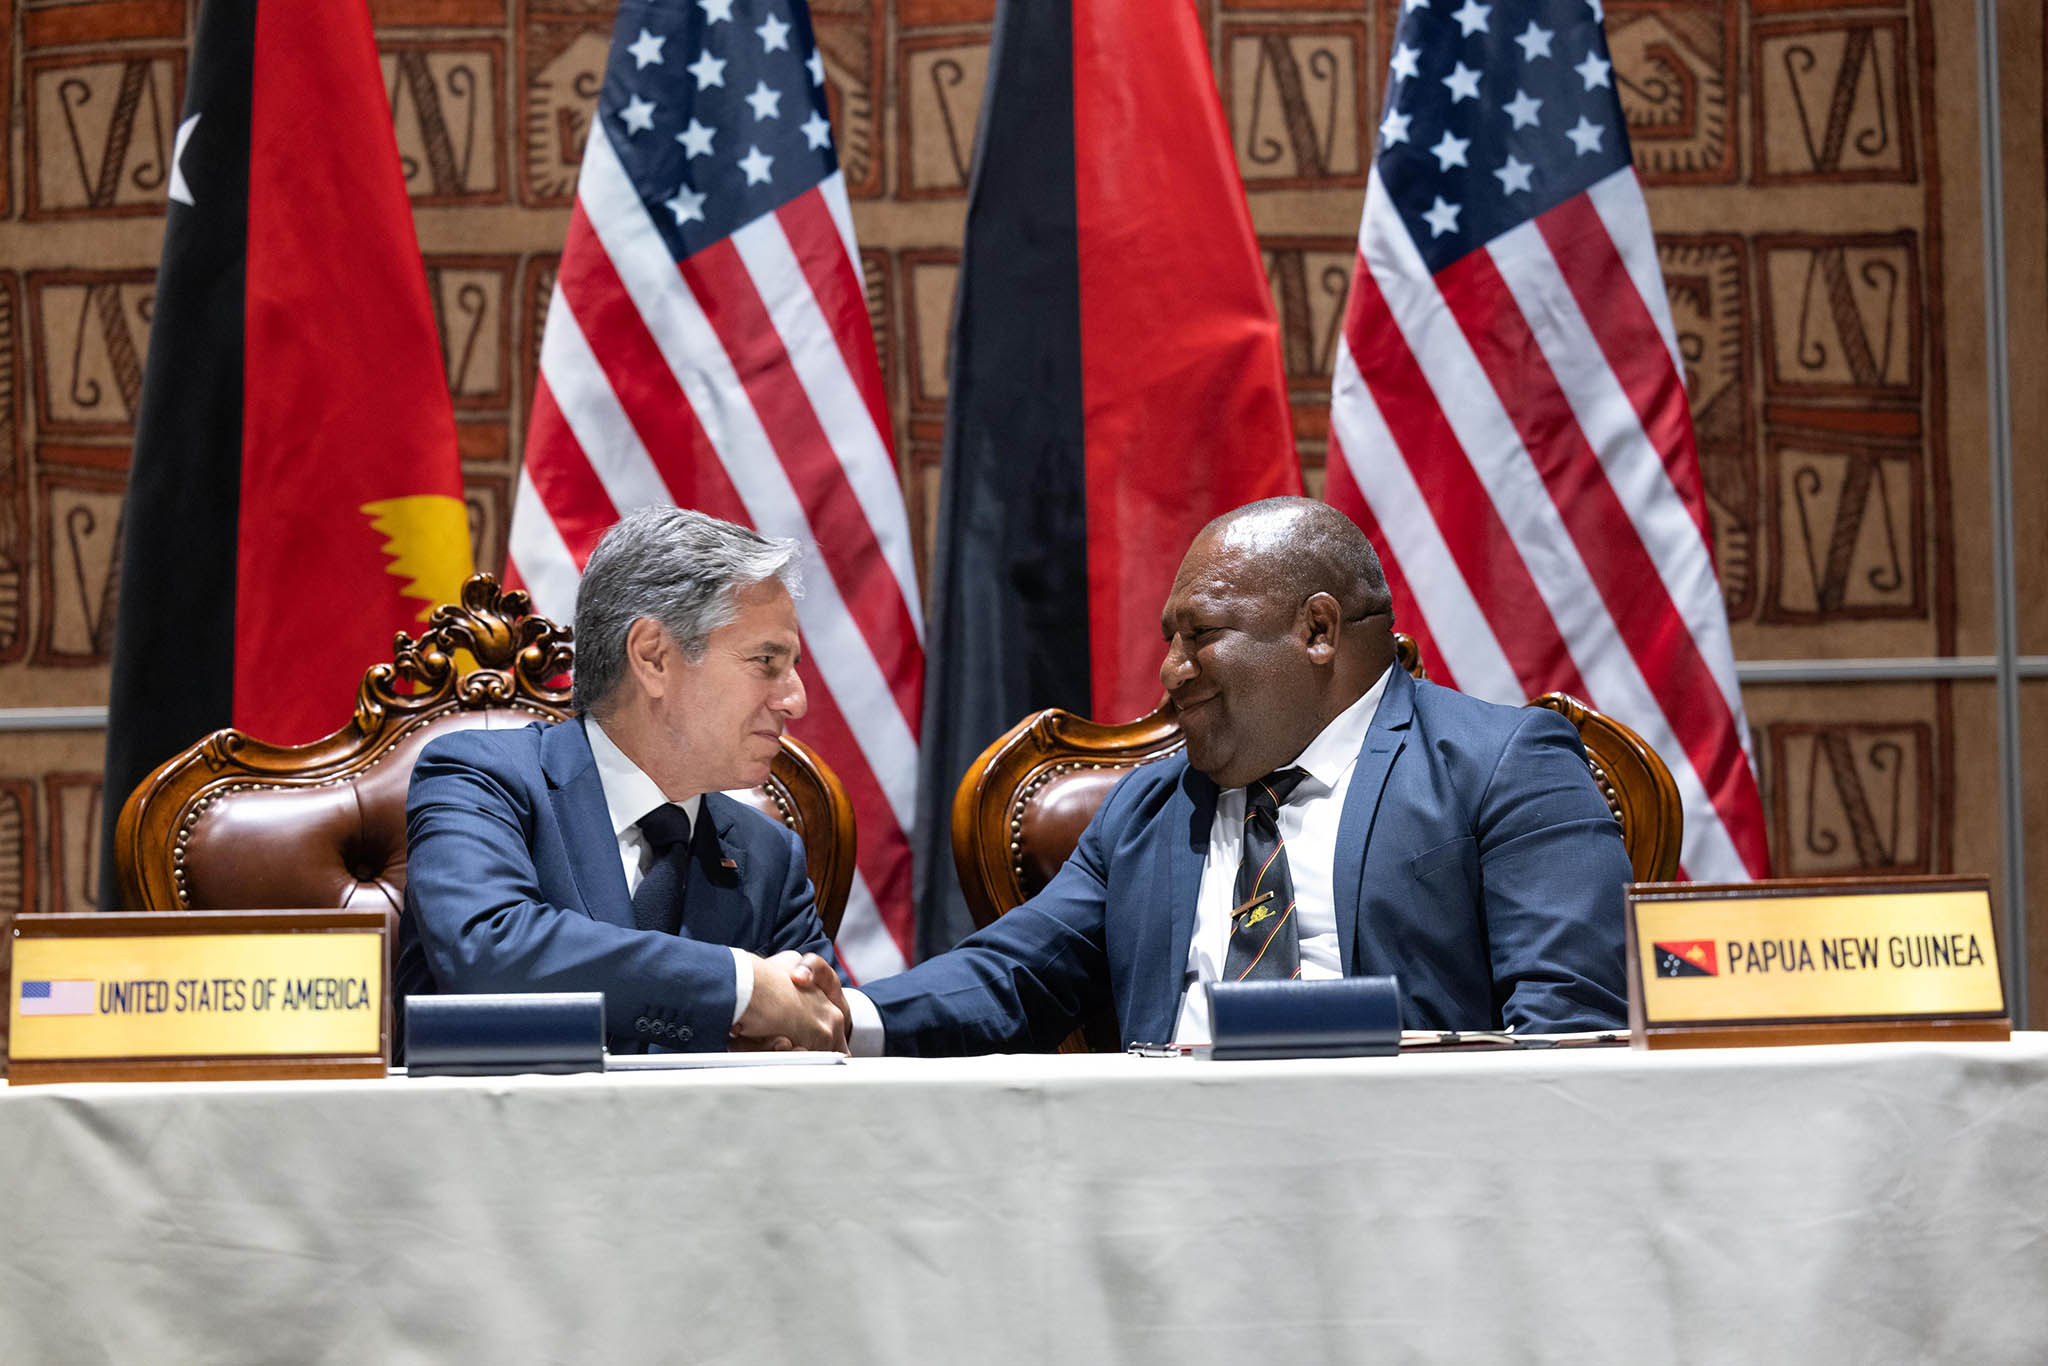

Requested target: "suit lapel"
[
  {"left": 1335, "top": 667, "right": 1413, "bottom": 972},
  {"left": 1145, "top": 768, "right": 1215, "bottom": 1042},
  {"left": 542, "top": 719, "right": 635, "bottom": 929}
]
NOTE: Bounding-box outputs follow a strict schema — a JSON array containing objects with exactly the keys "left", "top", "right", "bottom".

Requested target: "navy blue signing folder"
[
  {"left": 1205, "top": 976, "right": 1402, "bottom": 1060},
  {"left": 405, "top": 992, "right": 606, "bottom": 1076}
]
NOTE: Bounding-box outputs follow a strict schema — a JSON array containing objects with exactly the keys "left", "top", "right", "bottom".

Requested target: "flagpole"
[{"left": 1973, "top": 0, "right": 2025, "bottom": 1026}]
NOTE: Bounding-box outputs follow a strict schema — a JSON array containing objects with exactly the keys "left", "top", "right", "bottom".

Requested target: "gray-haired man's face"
[{"left": 644, "top": 579, "right": 807, "bottom": 793}]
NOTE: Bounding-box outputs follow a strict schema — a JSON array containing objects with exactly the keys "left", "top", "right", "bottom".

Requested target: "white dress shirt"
[
  {"left": 1171, "top": 670, "right": 1390, "bottom": 1044},
  {"left": 583, "top": 718, "right": 754, "bottom": 1026}
]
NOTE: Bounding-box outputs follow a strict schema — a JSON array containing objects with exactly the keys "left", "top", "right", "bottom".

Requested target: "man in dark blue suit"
[
  {"left": 397, "top": 507, "right": 848, "bottom": 1053},
  {"left": 838, "top": 498, "right": 1630, "bottom": 1054}
]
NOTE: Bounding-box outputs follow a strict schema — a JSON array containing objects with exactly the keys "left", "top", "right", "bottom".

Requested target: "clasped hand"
[{"left": 730, "top": 950, "right": 848, "bottom": 1052}]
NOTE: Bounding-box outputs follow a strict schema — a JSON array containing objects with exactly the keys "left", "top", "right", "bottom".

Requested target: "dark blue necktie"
[
  {"left": 630, "top": 804, "right": 692, "bottom": 936},
  {"left": 1224, "top": 767, "right": 1311, "bottom": 981}
]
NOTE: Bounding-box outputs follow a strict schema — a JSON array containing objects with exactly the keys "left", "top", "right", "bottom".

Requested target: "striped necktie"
[{"left": 1224, "top": 767, "right": 1311, "bottom": 980}]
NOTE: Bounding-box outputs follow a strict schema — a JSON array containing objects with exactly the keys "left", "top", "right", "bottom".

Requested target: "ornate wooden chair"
[
  {"left": 951, "top": 634, "right": 1681, "bottom": 932},
  {"left": 113, "top": 574, "right": 857, "bottom": 939}
]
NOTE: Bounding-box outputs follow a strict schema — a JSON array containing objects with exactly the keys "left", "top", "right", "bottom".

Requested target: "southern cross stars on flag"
[
  {"left": 1652, "top": 940, "right": 1718, "bottom": 977},
  {"left": 1325, "top": 0, "right": 1771, "bottom": 883},
  {"left": 1375, "top": 0, "right": 1625, "bottom": 265},
  {"left": 509, "top": 0, "right": 925, "bottom": 981}
]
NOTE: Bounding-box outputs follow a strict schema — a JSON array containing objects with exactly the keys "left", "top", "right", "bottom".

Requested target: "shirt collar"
[
  {"left": 583, "top": 717, "right": 703, "bottom": 840},
  {"left": 1282, "top": 664, "right": 1393, "bottom": 794}
]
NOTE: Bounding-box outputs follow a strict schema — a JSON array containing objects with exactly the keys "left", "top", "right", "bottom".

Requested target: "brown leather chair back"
[
  {"left": 951, "top": 634, "right": 1682, "bottom": 931},
  {"left": 114, "top": 575, "right": 856, "bottom": 939}
]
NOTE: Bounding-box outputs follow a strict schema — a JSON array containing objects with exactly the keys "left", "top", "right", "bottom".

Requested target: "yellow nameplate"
[
  {"left": 8, "top": 910, "right": 392, "bottom": 1083},
  {"left": 1626, "top": 877, "right": 2009, "bottom": 1049}
]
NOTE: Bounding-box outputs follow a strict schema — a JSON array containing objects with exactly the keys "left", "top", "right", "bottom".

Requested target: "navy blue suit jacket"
[
  {"left": 395, "top": 719, "right": 836, "bottom": 1052},
  {"left": 865, "top": 668, "right": 1631, "bottom": 1053}
]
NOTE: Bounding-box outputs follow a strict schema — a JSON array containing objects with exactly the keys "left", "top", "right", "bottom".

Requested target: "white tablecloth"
[{"left": 5, "top": 1039, "right": 2047, "bottom": 1364}]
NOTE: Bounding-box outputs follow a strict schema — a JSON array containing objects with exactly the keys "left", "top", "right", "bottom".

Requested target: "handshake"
[{"left": 730, "top": 950, "right": 850, "bottom": 1052}]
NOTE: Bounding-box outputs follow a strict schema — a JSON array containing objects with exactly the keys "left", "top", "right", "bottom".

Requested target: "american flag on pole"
[
  {"left": 506, "top": 0, "right": 923, "bottom": 980},
  {"left": 1324, "top": 0, "right": 1769, "bottom": 880}
]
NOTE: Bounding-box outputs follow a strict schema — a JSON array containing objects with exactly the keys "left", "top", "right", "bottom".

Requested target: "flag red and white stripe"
[
  {"left": 507, "top": 5, "right": 921, "bottom": 980},
  {"left": 1327, "top": 12, "right": 1769, "bottom": 881}
]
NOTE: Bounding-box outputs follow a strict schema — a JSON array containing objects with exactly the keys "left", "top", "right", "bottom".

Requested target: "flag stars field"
[
  {"left": 594, "top": 0, "right": 840, "bottom": 250},
  {"left": 688, "top": 49, "right": 726, "bottom": 87},
  {"left": 745, "top": 79, "right": 782, "bottom": 120},
  {"left": 628, "top": 28, "right": 666, "bottom": 68},
  {"left": 1422, "top": 195, "right": 1461, "bottom": 236},
  {"left": 1451, "top": 1, "right": 1490, "bottom": 37},
  {"left": 1494, "top": 153, "right": 1533, "bottom": 194},
  {"left": 1367, "top": 0, "right": 1637, "bottom": 270},
  {"left": 618, "top": 94, "right": 656, "bottom": 134},
  {"left": 676, "top": 117, "right": 715, "bottom": 157},
  {"left": 665, "top": 183, "right": 706, "bottom": 223}
]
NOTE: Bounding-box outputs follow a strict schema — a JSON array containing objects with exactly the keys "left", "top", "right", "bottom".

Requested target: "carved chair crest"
[
  {"left": 114, "top": 575, "right": 573, "bottom": 910},
  {"left": 189, "top": 574, "right": 573, "bottom": 779}
]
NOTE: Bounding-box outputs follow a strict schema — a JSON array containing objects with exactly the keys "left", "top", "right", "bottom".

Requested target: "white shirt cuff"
[
  {"left": 843, "top": 988, "right": 884, "bottom": 1057},
  {"left": 729, "top": 948, "right": 754, "bottom": 1032}
]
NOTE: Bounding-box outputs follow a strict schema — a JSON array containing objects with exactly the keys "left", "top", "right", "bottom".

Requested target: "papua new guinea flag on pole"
[
  {"left": 99, "top": 0, "right": 472, "bottom": 906},
  {"left": 912, "top": 0, "right": 1304, "bottom": 955}
]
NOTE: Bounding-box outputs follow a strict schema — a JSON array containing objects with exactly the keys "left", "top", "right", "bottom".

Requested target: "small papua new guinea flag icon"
[{"left": 1654, "top": 940, "right": 1719, "bottom": 977}]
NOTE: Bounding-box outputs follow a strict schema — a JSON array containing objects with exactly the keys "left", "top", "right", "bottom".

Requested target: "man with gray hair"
[{"left": 396, "top": 506, "right": 849, "bottom": 1052}]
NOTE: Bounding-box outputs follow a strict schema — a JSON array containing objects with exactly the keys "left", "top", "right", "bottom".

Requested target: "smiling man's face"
[
  {"left": 1157, "top": 530, "right": 1326, "bottom": 791},
  {"left": 651, "top": 577, "right": 807, "bottom": 794}
]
